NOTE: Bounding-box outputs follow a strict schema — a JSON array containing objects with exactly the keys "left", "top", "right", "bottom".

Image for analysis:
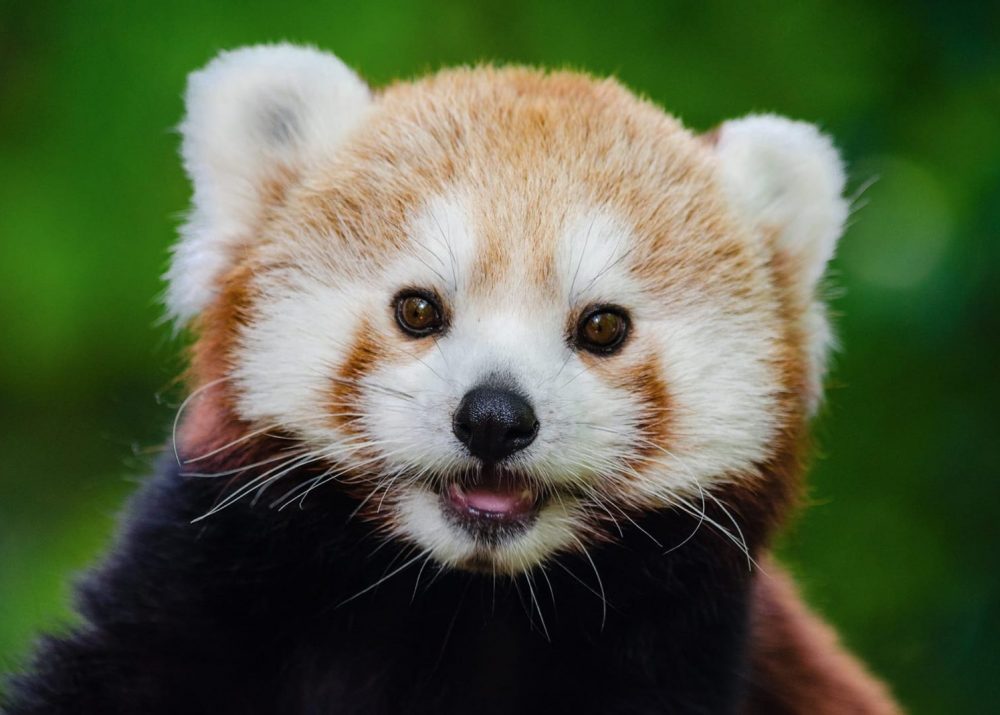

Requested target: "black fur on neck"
[{"left": 4, "top": 426, "right": 798, "bottom": 715}]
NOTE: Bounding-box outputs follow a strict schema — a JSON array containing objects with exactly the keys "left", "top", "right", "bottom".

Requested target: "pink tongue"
[
  {"left": 464, "top": 488, "right": 524, "bottom": 514},
  {"left": 448, "top": 482, "right": 535, "bottom": 516}
]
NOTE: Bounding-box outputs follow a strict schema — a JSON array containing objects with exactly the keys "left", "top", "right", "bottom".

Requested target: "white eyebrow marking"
[
  {"left": 406, "top": 192, "right": 477, "bottom": 295},
  {"left": 558, "top": 207, "right": 639, "bottom": 305}
]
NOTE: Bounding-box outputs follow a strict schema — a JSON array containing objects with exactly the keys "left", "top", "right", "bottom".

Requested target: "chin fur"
[{"left": 393, "top": 484, "right": 588, "bottom": 575}]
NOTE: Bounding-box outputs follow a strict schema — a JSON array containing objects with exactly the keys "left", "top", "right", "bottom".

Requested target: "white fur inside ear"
[
  {"left": 715, "top": 115, "right": 848, "bottom": 295},
  {"left": 166, "top": 43, "right": 372, "bottom": 323}
]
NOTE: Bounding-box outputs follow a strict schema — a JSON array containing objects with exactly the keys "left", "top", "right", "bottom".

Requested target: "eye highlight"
[
  {"left": 394, "top": 290, "right": 445, "bottom": 337},
  {"left": 576, "top": 306, "right": 630, "bottom": 354}
]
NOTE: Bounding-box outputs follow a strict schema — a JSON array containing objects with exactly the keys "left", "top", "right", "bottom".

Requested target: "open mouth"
[{"left": 440, "top": 467, "right": 543, "bottom": 534}]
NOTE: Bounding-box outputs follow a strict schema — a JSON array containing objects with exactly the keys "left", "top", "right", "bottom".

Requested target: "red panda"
[{"left": 4, "top": 44, "right": 900, "bottom": 714}]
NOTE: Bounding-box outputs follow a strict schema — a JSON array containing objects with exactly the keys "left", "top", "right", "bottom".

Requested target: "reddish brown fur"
[
  {"left": 328, "top": 317, "right": 382, "bottom": 440},
  {"left": 188, "top": 260, "right": 259, "bottom": 405},
  {"left": 744, "top": 561, "right": 901, "bottom": 714},
  {"left": 609, "top": 352, "right": 674, "bottom": 485}
]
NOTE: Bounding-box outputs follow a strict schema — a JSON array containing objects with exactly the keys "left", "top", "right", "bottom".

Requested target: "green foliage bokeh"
[{"left": 1, "top": 2, "right": 998, "bottom": 712}]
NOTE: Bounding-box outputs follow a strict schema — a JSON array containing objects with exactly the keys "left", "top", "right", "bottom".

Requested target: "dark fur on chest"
[{"left": 4, "top": 447, "right": 774, "bottom": 715}]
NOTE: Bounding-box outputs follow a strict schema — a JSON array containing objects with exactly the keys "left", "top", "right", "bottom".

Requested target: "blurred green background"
[{"left": 1, "top": 1, "right": 997, "bottom": 711}]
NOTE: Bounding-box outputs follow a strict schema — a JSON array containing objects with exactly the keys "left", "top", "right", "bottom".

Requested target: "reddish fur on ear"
[{"left": 744, "top": 560, "right": 901, "bottom": 715}]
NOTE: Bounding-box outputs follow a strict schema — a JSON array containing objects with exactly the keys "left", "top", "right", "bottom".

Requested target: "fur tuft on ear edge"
[{"left": 166, "top": 43, "right": 372, "bottom": 324}]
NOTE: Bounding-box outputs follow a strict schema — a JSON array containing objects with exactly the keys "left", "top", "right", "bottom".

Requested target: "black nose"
[{"left": 452, "top": 386, "right": 539, "bottom": 463}]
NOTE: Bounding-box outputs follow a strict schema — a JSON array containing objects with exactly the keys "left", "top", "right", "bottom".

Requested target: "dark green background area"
[{"left": 1, "top": 1, "right": 997, "bottom": 712}]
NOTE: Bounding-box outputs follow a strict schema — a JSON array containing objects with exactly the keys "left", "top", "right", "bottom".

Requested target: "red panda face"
[{"left": 170, "top": 47, "right": 848, "bottom": 575}]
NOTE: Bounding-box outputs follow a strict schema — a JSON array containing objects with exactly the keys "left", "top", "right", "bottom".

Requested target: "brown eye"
[
  {"left": 395, "top": 291, "right": 444, "bottom": 336},
  {"left": 576, "top": 306, "right": 629, "bottom": 354}
]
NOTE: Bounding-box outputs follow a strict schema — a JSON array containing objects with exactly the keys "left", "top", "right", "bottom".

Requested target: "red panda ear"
[
  {"left": 166, "top": 43, "right": 372, "bottom": 324},
  {"left": 712, "top": 115, "right": 849, "bottom": 414},
  {"left": 713, "top": 115, "right": 848, "bottom": 302}
]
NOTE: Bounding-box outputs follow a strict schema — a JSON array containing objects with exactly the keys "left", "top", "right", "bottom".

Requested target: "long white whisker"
[
  {"left": 193, "top": 450, "right": 325, "bottom": 520},
  {"left": 337, "top": 550, "right": 427, "bottom": 607},
  {"left": 523, "top": 570, "right": 550, "bottom": 641},
  {"left": 580, "top": 422, "right": 758, "bottom": 566},
  {"left": 411, "top": 551, "right": 436, "bottom": 603},
  {"left": 182, "top": 422, "right": 284, "bottom": 464},
  {"left": 180, "top": 448, "right": 307, "bottom": 478},
  {"left": 700, "top": 486, "right": 758, "bottom": 572},
  {"left": 662, "top": 481, "right": 707, "bottom": 556},
  {"left": 171, "top": 376, "right": 231, "bottom": 465},
  {"left": 573, "top": 535, "right": 606, "bottom": 631}
]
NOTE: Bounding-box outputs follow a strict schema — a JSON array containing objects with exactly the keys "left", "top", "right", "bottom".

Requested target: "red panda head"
[{"left": 168, "top": 44, "right": 848, "bottom": 575}]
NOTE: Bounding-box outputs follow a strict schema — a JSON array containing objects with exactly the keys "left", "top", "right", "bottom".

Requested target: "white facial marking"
[{"left": 230, "top": 195, "right": 787, "bottom": 574}]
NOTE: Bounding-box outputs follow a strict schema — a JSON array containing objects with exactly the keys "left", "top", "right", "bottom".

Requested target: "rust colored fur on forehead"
[
  {"left": 195, "top": 64, "right": 769, "bottom": 320},
  {"left": 469, "top": 190, "right": 563, "bottom": 299},
  {"left": 276, "top": 66, "right": 744, "bottom": 289}
]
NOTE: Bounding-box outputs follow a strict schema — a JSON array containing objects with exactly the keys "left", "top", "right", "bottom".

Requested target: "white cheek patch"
[
  {"left": 231, "top": 271, "right": 379, "bottom": 445},
  {"left": 634, "top": 308, "right": 783, "bottom": 500},
  {"left": 359, "top": 355, "right": 462, "bottom": 484}
]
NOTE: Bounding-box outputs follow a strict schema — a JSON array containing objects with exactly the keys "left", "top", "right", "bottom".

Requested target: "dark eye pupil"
[
  {"left": 404, "top": 298, "right": 433, "bottom": 327},
  {"left": 577, "top": 307, "right": 629, "bottom": 354},
  {"left": 396, "top": 293, "right": 443, "bottom": 336},
  {"left": 585, "top": 313, "right": 620, "bottom": 344}
]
